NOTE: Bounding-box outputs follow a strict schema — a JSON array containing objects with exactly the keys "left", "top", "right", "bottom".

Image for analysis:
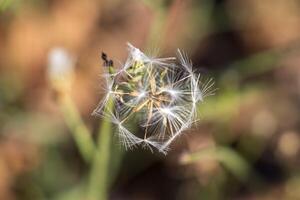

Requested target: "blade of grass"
[{"left": 181, "top": 146, "right": 251, "bottom": 182}]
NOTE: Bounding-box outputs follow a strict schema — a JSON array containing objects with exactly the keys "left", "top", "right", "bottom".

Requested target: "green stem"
[
  {"left": 87, "top": 97, "right": 114, "bottom": 200},
  {"left": 59, "top": 94, "right": 95, "bottom": 163}
]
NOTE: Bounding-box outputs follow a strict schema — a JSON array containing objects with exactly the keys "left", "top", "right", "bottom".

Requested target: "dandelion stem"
[
  {"left": 59, "top": 94, "right": 95, "bottom": 163},
  {"left": 87, "top": 97, "right": 114, "bottom": 200}
]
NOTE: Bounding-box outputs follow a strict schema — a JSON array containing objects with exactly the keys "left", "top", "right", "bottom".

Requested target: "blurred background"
[{"left": 1, "top": 0, "right": 300, "bottom": 199}]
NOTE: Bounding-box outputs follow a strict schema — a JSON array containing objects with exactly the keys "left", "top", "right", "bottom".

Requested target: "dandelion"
[{"left": 93, "top": 43, "right": 215, "bottom": 154}]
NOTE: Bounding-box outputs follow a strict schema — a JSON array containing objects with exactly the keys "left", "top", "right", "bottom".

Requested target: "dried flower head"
[{"left": 93, "top": 43, "right": 215, "bottom": 154}]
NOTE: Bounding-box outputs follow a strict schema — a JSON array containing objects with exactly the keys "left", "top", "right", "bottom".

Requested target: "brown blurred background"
[{"left": 1, "top": 0, "right": 300, "bottom": 199}]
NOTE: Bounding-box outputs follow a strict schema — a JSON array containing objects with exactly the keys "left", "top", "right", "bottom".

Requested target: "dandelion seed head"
[{"left": 93, "top": 43, "right": 215, "bottom": 154}]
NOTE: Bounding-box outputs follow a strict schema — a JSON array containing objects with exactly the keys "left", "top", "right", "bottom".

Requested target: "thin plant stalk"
[
  {"left": 59, "top": 94, "right": 95, "bottom": 163},
  {"left": 87, "top": 97, "right": 114, "bottom": 200}
]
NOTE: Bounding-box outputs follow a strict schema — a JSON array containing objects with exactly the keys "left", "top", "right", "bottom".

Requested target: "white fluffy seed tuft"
[{"left": 93, "top": 43, "right": 215, "bottom": 154}]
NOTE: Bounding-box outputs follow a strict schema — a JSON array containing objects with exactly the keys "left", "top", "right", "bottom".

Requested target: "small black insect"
[{"left": 101, "top": 52, "right": 113, "bottom": 67}]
